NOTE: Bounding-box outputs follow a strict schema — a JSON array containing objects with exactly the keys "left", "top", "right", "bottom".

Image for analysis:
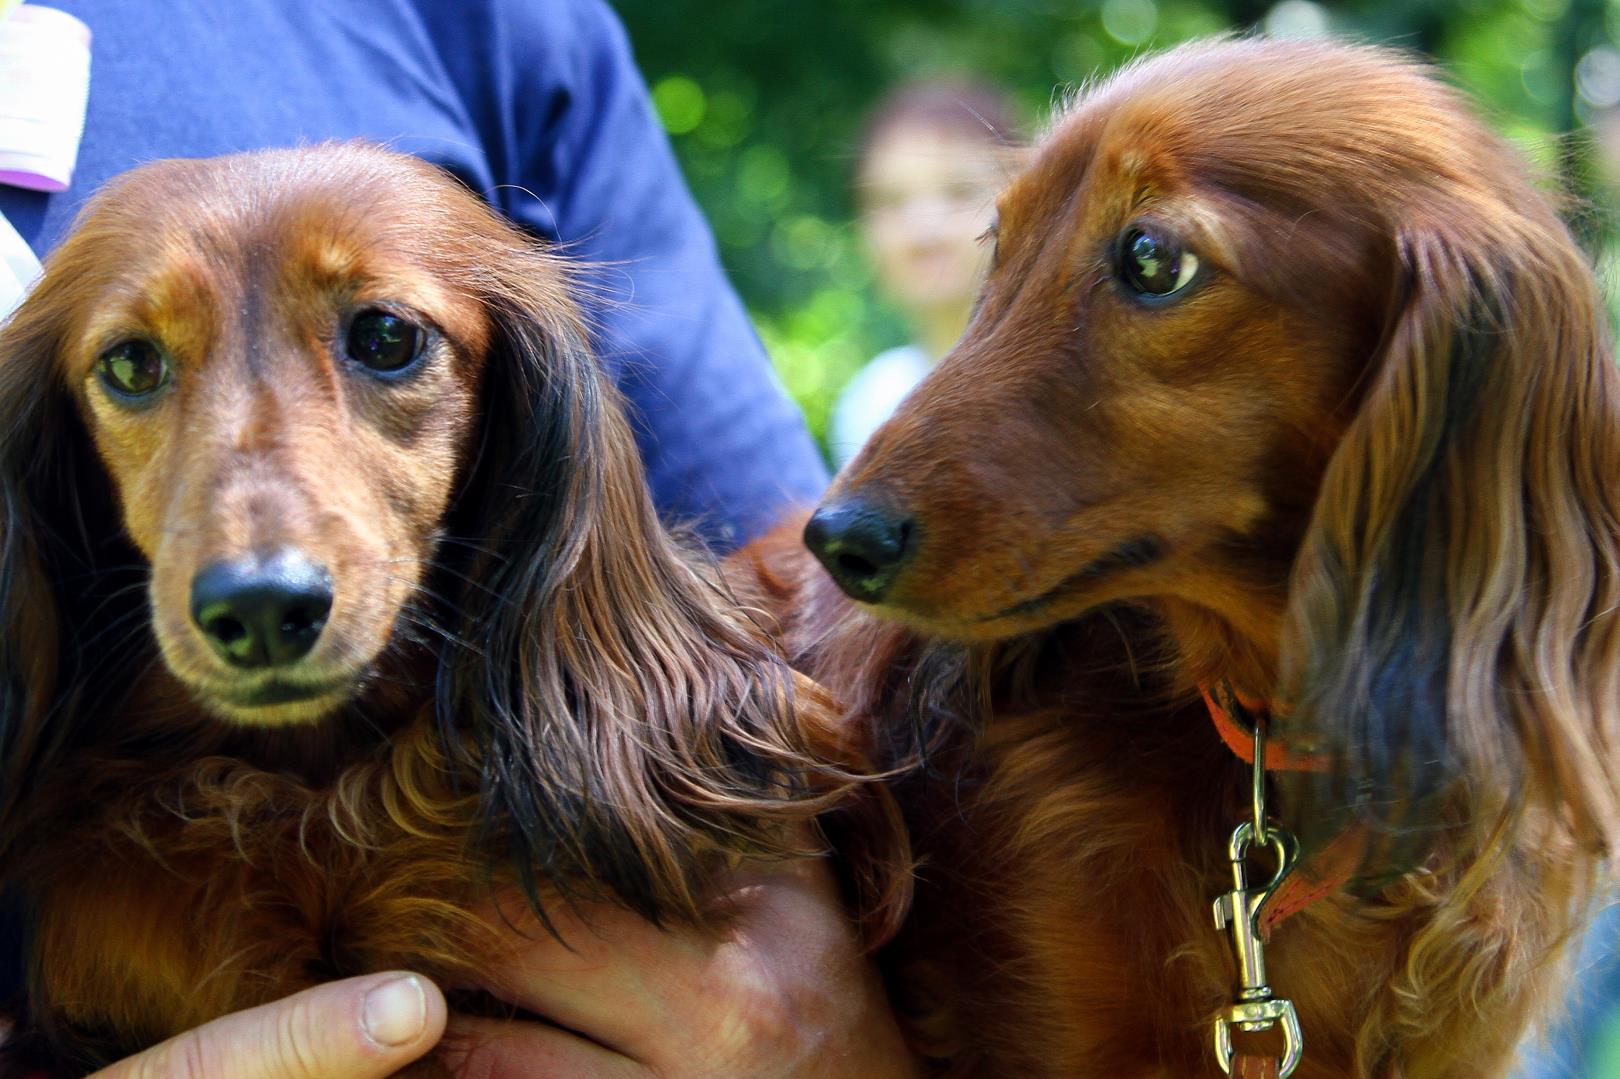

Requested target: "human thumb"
[{"left": 90, "top": 972, "right": 446, "bottom": 1079}]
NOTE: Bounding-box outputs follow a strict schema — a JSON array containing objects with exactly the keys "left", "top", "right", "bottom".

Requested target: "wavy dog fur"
[
  {"left": 0, "top": 143, "right": 905, "bottom": 1074},
  {"left": 735, "top": 39, "right": 1620, "bottom": 1077}
]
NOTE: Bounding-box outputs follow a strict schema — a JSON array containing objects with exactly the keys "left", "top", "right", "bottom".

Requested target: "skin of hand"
[
  {"left": 77, "top": 855, "right": 914, "bottom": 1079},
  {"left": 88, "top": 972, "right": 446, "bottom": 1079},
  {"left": 438, "top": 856, "right": 920, "bottom": 1079}
]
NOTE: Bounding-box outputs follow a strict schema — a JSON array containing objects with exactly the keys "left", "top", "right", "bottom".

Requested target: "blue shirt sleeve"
[
  {"left": 426, "top": 0, "right": 829, "bottom": 546},
  {"left": 0, "top": 0, "right": 828, "bottom": 548}
]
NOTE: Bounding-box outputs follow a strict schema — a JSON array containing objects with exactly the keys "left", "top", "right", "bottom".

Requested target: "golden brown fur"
[
  {"left": 734, "top": 39, "right": 1620, "bottom": 1076},
  {"left": 0, "top": 143, "right": 905, "bottom": 1074}
]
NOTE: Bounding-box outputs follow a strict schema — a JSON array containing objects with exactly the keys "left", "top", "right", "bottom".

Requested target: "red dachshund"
[
  {"left": 737, "top": 38, "right": 1620, "bottom": 1077},
  {"left": 0, "top": 143, "right": 905, "bottom": 1074}
]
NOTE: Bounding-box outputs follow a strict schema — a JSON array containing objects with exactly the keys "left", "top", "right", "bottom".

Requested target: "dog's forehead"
[
  {"left": 1036, "top": 40, "right": 1494, "bottom": 220},
  {"left": 1013, "top": 76, "right": 1221, "bottom": 222},
  {"left": 56, "top": 147, "right": 494, "bottom": 358},
  {"left": 138, "top": 153, "right": 464, "bottom": 258}
]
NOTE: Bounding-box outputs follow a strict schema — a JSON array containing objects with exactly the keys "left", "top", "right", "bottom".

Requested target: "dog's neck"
[{"left": 1155, "top": 594, "right": 1283, "bottom": 704}]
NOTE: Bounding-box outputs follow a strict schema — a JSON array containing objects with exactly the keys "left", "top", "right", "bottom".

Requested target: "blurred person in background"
[{"left": 828, "top": 79, "right": 1023, "bottom": 468}]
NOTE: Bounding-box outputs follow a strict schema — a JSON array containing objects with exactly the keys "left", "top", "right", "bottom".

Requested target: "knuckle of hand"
[
  {"left": 129, "top": 1030, "right": 214, "bottom": 1079},
  {"left": 718, "top": 977, "right": 809, "bottom": 1060},
  {"left": 273, "top": 996, "right": 328, "bottom": 1079}
]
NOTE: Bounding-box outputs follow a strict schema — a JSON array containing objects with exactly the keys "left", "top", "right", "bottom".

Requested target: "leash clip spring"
[{"left": 1211, "top": 705, "right": 1304, "bottom": 1077}]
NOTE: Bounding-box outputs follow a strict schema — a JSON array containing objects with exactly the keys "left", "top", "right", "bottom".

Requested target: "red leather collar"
[
  {"left": 1199, "top": 681, "right": 1332, "bottom": 773},
  {"left": 1199, "top": 681, "right": 1361, "bottom": 935}
]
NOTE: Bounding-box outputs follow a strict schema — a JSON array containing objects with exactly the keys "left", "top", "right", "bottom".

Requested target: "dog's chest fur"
[
  {"left": 8, "top": 716, "right": 496, "bottom": 1075},
  {"left": 882, "top": 687, "right": 1560, "bottom": 1078}
]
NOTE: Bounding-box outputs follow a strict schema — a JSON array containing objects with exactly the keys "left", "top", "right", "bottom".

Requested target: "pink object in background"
[{"left": 0, "top": 3, "right": 92, "bottom": 191}]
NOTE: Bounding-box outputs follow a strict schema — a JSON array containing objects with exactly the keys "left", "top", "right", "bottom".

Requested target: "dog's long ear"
[
  {"left": 0, "top": 275, "right": 140, "bottom": 852},
  {"left": 1281, "top": 209, "right": 1620, "bottom": 859},
  {"left": 0, "top": 295, "right": 65, "bottom": 845},
  {"left": 436, "top": 238, "right": 904, "bottom": 929}
]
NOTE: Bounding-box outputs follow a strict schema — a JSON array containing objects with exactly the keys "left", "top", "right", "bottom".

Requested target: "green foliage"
[{"left": 613, "top": 0, "right": 1620, "bottom": 457}]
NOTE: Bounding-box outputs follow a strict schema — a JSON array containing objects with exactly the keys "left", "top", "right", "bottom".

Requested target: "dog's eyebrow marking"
[
  {"left": 286, "top": 233, "right": 368, "bottom": 295},
  {"left": 125, "top": 258, "right": 217, "bottom": 329},
  {"left": 274, "top": 230, "right": 466, "bottom": 339},
  {"left": 80, "top": 256, "right": 221, "bottom": 374}
]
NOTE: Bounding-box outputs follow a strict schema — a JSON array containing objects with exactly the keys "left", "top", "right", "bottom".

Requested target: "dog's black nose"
[
  {"left": 190, "top": 550, "right": 334, "bottom": 669},
  {"left": 803, "top": 498, "right": 916, "bottom": 603}
]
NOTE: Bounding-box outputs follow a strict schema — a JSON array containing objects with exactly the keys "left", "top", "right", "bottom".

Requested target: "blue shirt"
[
  {"left": 0, "top": 0, "right": 829, "bottom": 547},
  {"left": 828, "top": 344, "right": 934, "bottom": 468}
]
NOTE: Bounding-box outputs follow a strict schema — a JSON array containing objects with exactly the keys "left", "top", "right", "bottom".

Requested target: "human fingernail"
[{"left": 363, "top": 974, "right": 427, "bottom": 1047}]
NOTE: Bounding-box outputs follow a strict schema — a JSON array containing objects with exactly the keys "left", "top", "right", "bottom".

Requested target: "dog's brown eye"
[
  {"left": 97, "top": 340, "right": 170, "bottom": 399},
  {"left": 1119, "top": 226, "right": 1200, "bottom": 299},
  {"left": 346, "top": 310, "right": 424, "bottom": 373}
]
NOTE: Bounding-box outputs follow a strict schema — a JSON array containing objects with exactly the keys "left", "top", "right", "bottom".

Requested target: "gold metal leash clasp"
[{"left": 1210, "top": 708, "right": 1304, "bottom": 1077}]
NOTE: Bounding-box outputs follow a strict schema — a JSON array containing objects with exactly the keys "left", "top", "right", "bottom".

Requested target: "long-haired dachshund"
[
  {"left": 736, "top": 38, "right": 1620, "bottom": 1077},
  {"left": 0, "top": 142, "right": 905, "bottom": 1075}
]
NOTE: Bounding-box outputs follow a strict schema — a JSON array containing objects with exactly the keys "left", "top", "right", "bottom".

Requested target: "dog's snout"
[
  {"left": 803, "top": 497, "right": 916, "bottom": 603},
  {"left": 190, "top": 550, "right": 334, "bottom": 669}
]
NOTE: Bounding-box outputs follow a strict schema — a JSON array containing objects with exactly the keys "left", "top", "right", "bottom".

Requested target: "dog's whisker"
[
  {"left": 73, "top": 606, "right": 155, "bottom": 655},
  {"left": 371, "top": 555, "right": 506, "bottom": 602}
]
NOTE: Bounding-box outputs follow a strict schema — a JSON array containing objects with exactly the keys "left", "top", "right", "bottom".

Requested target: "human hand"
[
  {"left": 439, "top": 856, "right": 919, "bottom": 1078},
  {"left": 78, "top": 856, "right": 913, "bottom": 1078},
  {"left": 89, "top": 972, "right": 445, "bottom": 1079}
]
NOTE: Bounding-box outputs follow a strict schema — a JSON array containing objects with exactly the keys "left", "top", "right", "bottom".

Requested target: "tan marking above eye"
[
  {"left": 292, "top": 237, "right": 367, "bottom": 295},
  {"left": 134, "top": 259, "right": 216, "bottom": 324}
]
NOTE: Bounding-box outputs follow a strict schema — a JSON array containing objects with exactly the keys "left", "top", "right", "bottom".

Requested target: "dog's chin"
[
  {"left": 869, "top": 593, "right": 1098, "bottom": 644},
  {"left": 153, "top": 617, "right": 392, "bottom": 727},
  {"left": 193, "top": 679, "right": 359, "bottom": 727},
  {"left": 862, "top": 597, "right": 1063, "bottom": 643},
  {"left": 868, "top": 533, "right": 1171, "bottom": 643}
]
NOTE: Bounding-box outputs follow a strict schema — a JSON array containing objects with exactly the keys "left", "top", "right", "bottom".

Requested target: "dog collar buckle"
[
  {"left": 1213, "top": 997, "right": 1303, "bottom": 1078},
  {"left": 1210, "top": 730, "right": 1305, "bottom": 1077}
]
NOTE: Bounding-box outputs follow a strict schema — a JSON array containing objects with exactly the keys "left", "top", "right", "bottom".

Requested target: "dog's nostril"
[
  {"left": 206, "top": 614, "right": 249, "bottom": 647},
  {"left": 803, "top": 497, "right": 918, "bottom": 604},
  {"left": 836, "top": 552, "right": 879, "bottom": 579},
  {"left": 190, "top": 550, "right": 335, "bottom": 670},
  {"left": 280, "top": 605, "right": 325, "bottom": 638}
]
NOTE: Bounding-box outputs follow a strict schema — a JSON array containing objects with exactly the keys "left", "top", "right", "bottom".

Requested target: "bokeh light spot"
[
  {"left": 1102, "top": 0, "right": 1158, "bottom": 45},
  {"left": 652, "top": 75, "right": 706, "bottom": 135}
]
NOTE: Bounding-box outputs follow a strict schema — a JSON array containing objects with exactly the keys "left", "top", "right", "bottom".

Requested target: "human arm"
[{"left": 422, "top": 0, "right": 829, "bottom": 547}]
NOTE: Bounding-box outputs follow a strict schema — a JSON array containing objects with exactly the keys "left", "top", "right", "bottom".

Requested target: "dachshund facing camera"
[
  {"left": 738, "top": 38, "right": 1620, "bottom": 1077},
  {"left": 0, "top": 143, "right": 904, "bottom": 1074}
]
